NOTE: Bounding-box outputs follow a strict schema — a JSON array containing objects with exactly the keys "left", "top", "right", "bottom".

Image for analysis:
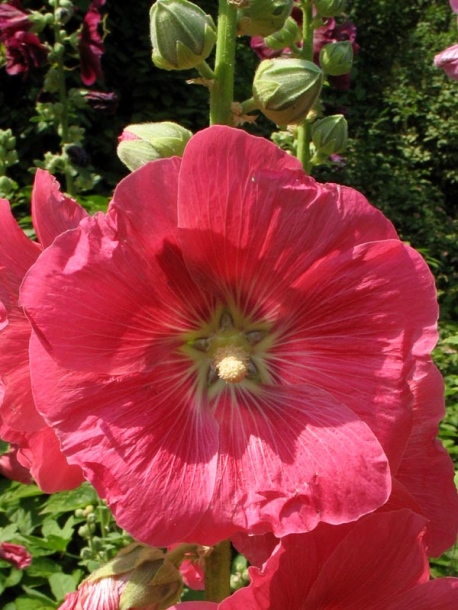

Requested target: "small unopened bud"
[
  {"left": 117, "top": 122, "right": 192, "bottom": 171},
  {"left": 264, "top": 15, "right": 300, "bottom": 50},
  {"left": 253, "top": 58, "right": 323, "bottom": 125},
  {"left": 311, "top": 114, "right": 348, "bottom": 156},
  {"left": 237, "top": 0, "right": 293, "bottom": 38},
  {"left": 314, "top": 0, "right": 346, "bottom": 18},
  {"left": 319, "top": 41, "right": 353, "bottom": 76},
  {"left": 150, "top": 0, "right": 217, "bottom": 71}
]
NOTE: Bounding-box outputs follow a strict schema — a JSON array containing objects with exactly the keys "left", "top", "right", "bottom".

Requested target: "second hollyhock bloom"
[
  {"left": 175, "top": 511, "right": 458, "bottom": 609},
  {"left": 21, "top": 126, "right": 438, "bottom": 546},
  {"left": 0, "top": 170, "right": 85, "bottom": 492}
]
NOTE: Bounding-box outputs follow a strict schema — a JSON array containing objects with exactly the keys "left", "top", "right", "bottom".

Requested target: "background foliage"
[{"left": 1, "top": 0, "right": 457, "bottom": 606}]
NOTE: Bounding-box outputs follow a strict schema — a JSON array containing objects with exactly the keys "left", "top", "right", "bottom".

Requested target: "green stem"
[
  {"left": 204, "top": 539, "right": 231, "bottom": 602},
  {"left": 209, "top": 0, "right": 238, "bottom": 125},
  {"left": 296, "top": 0, "right": 314, "bottom": 171},
  {"left": 52, "top": 10, "right": 74, "bottom": 195}
]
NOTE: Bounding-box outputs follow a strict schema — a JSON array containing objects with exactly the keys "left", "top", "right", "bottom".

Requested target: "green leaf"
[
  {"left": 40, "top": 485, "right": 98, "bottom": 516},
  {"left": 49, "top": 573, "right": 77, "bottom": 602}
]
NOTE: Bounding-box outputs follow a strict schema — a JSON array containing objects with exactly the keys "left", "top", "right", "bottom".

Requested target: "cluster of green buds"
[
  {"left": 0, "top": 129, "right": 19, "bottom": 199},
  {"left": 117, "top": 122, "right": 192, "bottom": 171},
  {"left": 150, "top": 0, "right": 216, "bottom": 71},
  {"left": 237, "top": 0, "right": 294, "bottom": 37},
  {"left": 253, "top": 58, "right": 323, "bottom": 125},
  {"left": 0, "top": 129, "right": 18, "bottom": 177}
]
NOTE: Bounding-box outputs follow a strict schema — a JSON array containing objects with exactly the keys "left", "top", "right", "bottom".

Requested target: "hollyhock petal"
[
  {"left": 32, "top": 169, "right": 88, "bottom": 248},
  {"left": 395, "top": 359, "right": 458, "bottom": 556},
  {"left": 178, "top": 127, "right": 398, "bottom": 309},
  {"left": 0, "top": 300, "right": 7, "bottom": 330},
  {"left": 17, "top": 426, "right": 84, "bottom": 493},
  {"left": 434, "top": 44, "right": 458, "bottom": 81},
  {"left": 272, "top": 239, "right": 437, "bottom": 467},
  {"left": 29, "top": 333, "right": 219, "bottom": 545},
  {"left": 0, "top": 199, "right": 40, "bottom": 291},
  {"left": 384, "top": 578, "right": 458, "bottom": 610},
  {"left": 21, "top": 209, "right": 215, "bottom": 376},
  {"left": 222, "top": 511, "right": 434, "bottom": 610},
  {"left": 0, "top": 446, "right": 32, "bottom": 484},
  {"left": 0, "top": 2, "right": 32, "bottom": 33},
  {"left": 0, "top": 200, "right": 42, "bottom": 431},
  {"left": 193, "top": 385, "right": 390, "bottom": 541}
]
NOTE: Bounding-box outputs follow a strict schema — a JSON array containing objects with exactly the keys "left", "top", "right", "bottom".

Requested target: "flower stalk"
[
  {"left": 52, "top": 4, "right": 73, "bottom": 195},
  {"left": 209, "top": 0, "right": 238, "bottom": 125},
  {"left": 296, "top": 0, "right": 315, "bottom": 172},
  {"left": 204, "top": 539, "right": 231, "bottom": 602}
]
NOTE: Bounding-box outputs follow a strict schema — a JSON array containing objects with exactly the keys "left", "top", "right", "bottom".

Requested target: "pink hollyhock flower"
[
  {"left": 3, "top": 29, "right": 48, "bottom": 77},
  {"left": 434, "top": 43, "right": 458, "bottom": 81},
  {"left": 205, "top": 511, "right": 458, "bottom": 610},
  {"left": 78, "top": 0, "right": 106, "bottom": 86},
  {"left": 0, "top": 445, "right": 33, "bottom": 484},
  {"left": 0, "top": 170, "right": 86, "bottom": 492},
  {"left": 21, "top": 126, "right": 438, "bottom": 546},
  {"left": 0, "top": 1, "right": 32, "bottom": 34},
  {"left": 450, "top": 0, "right": 458, "bottom": 15},
  {"left": 0, "top": 541, "right": 32, "bottom": 569}
]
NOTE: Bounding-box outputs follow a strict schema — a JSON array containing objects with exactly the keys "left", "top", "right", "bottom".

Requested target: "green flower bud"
[
  {"left": 117, "top": 122, "right": 192, "bottom": 172},
  {"left": 150, "top": 0, "right": 216, "bottom": 71},
  {"left": 311, "top": 114, "right": 348, "bottom": 155},
  {"left": 237, "top": 0, "right": 293, "bottom": 38},
  {"left": 264, "top": 16, "right": 300, "bottom": 50},
  {"left": 319, "top": 41, "right": 353, "bottom": 76},
  {"left": 89, "top": 543, "right": 183, "bottom": 610},
  {"left": 314, "top": 0, "right": 346, "bottom": 18},
  {"left": 253, "top": 58, "right": 323, "bottom": 125}
]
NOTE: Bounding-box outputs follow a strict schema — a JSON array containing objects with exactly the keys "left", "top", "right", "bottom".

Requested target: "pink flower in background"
[
  {"left": 3, "top": 30, "right": 48, "bottom": 77},
  {"left": 20, "top": 126, "right": 438, "bottom": 546},
  {"left": 78, "top": 0, "right": 106, "bottom": 86},
  {"left": 0, "top": 542, "right": 32, "bottom": 569},
  {"left": 434, "top": 43, "right": 458, "bottom": 81},
  {"left": 0, "top": 170, "right": 86, "bottom": 492},
  {"left": 450, "top": 0, "right": 458, "bottom": 14},
  {"left": 216, "top": 511, "right": 458, "bottom": 610},
  {"left": 0, "top": 1, "right": 32, "bottom": 34}
]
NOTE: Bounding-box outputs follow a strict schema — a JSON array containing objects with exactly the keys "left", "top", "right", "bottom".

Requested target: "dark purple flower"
[
  {"left": 4, "top": 29, "right": 48, "bottom": 77},
  {"left": 83, "top": 89, "right": 118, "bottom": 112},
  {"left": 0, "top": 1, "right": 31, "bottom": 34},
  {"left": 0, "top": 542, "right": 32, "bottom": 569},
  {"left": 78, "top": 0, "right": 106, "bottom": 86}
]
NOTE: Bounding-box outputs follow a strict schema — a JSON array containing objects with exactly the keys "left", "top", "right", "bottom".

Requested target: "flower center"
[
  {"left": 213, "top": 345, "right": 249, "bottom": 383},
  {"left": 180, "top": 306, "right": 274, "bottom": 396}
]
